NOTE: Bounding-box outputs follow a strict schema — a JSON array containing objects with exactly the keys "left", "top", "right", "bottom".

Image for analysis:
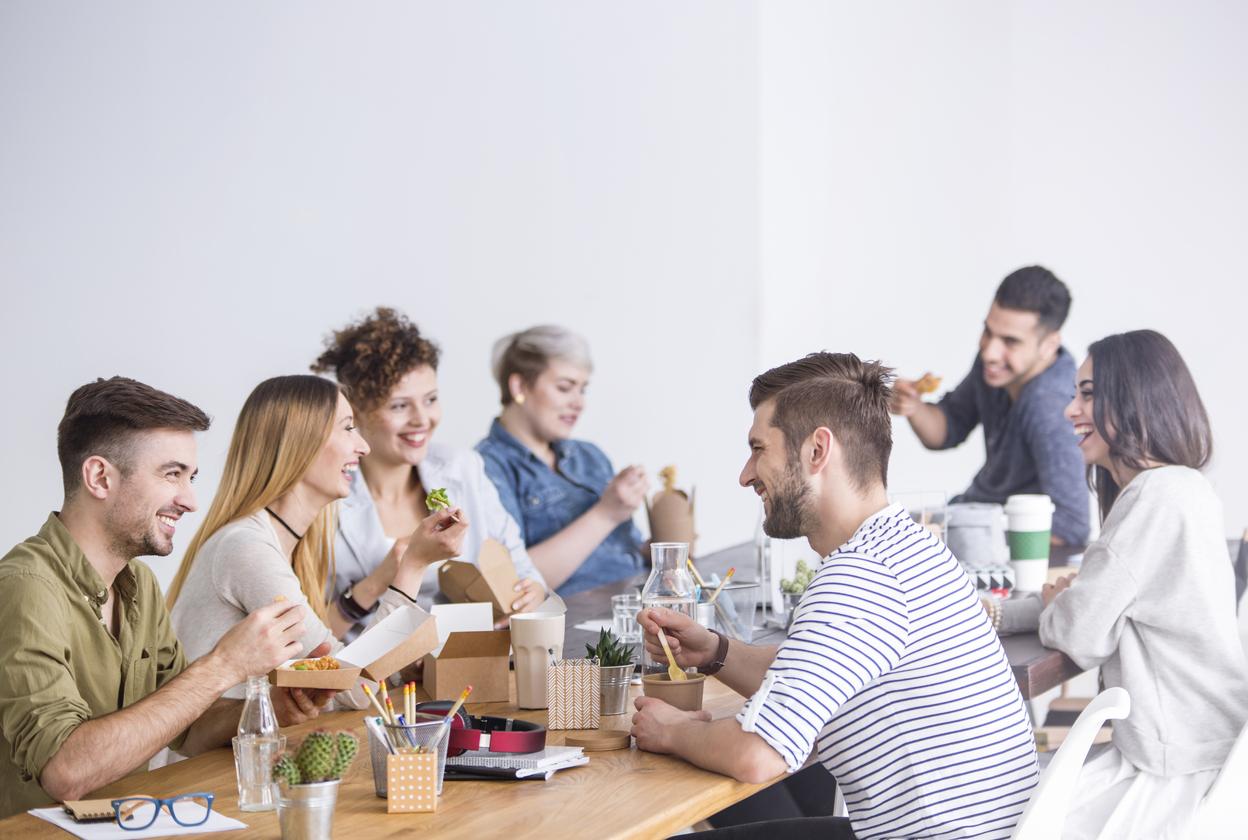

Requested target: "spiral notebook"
[{"left": 446, "top": 744, "right": 585, "bottom": 770}]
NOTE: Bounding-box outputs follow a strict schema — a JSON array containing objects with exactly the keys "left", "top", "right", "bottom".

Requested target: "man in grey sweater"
[{"left": 891, "top": 266, "right": 1090, "bottom": 546}]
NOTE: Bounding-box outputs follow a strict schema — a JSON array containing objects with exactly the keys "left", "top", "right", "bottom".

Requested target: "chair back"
[
  {"left": 1010, "top": 687, "right": 1131, "bottom": 840},
  {"left": 1181, "top": 719, "right": 1248, "bottom": 839}
]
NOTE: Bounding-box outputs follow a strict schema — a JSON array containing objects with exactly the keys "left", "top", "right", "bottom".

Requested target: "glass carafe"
[
  {"left": 234, "top": 675, "right": 282, "bottom": 811},
  {"left": 640, "top": 542, "right": 697, "bottom": 676}
]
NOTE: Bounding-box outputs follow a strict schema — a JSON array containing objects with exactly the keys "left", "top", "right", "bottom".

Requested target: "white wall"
[
  {"left": 0, "top": 2, "right": 762, "bottom": 590},
  {"left": 2, "top": 3, "right": 1245, "bottom": 594},
  {"left": 760, "top": 1, "right": 1248, "bottom": 534}
]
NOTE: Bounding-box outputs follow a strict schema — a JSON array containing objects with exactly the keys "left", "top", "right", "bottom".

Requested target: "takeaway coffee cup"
[
  {"left": 510, "top": 613, "right": 565, "bottom": 709},
  {"left": 1005, "top": 495, "right": 1054, "bottom": 592}
]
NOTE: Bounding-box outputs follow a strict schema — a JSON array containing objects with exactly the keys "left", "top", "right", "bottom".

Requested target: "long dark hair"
[{"left": 1086, "top": 330, "right": 1211, "bottom": 520}]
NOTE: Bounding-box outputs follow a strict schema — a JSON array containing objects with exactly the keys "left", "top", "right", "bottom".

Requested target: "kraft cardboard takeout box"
[
  {"left": 438, "top": 538, "right": 521, "bottom": 623},
  {"left": 422, "top": 603, "right": 511, "bottom": 702},
  {"left": 269, "top": 606, "right": 438, "bottom": 691},
  {"left": 646, "top": 488, "right": 696, "bottom": 556}
]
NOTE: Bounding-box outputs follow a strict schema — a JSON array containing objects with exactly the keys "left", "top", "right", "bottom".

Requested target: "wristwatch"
[{"left": 698, "top": 629, "right": 730, "bottom": 676}]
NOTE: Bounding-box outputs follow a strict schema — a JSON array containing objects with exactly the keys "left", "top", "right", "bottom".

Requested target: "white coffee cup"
[
  {"left": 510, "top": 613, "right": 565, "bottom": 709},
  {"left": 1011, "top": 558, "right": 1049, "bottom": 593}
]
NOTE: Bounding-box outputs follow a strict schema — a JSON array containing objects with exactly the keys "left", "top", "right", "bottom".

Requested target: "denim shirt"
[{"left": 476, "top": 420, "right": 645, "bottom": 597}]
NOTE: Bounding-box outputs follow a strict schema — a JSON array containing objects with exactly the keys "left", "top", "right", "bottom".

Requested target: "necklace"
[{"left": 265, "top": 507, "right": 305, "bottom": 541}]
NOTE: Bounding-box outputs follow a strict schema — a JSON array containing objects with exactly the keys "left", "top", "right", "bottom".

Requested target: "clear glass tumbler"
[{"left": 611, "top": 593, "right": 643, "bottom": 643}]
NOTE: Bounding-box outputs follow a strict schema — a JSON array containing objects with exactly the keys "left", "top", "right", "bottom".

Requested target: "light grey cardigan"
[
  {"left": 1001, "top": 465, "right": 1248, "bottom": 776},
  {"left": 333, "top": 442, "right": 546, "bottom": 641}
]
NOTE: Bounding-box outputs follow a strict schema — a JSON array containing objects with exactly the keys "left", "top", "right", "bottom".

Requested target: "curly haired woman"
[{"left": 312, "top": 307, "right": 547, "bottom": 640}]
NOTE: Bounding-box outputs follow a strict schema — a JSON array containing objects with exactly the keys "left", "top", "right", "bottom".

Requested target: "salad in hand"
[{"left": 425, "top": 487, "right": 460, "bottom": 522}]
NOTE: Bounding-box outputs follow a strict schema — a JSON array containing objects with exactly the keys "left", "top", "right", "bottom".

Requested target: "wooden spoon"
[{"left": 656, "top": 627, "right": 688, "bottom": 681}]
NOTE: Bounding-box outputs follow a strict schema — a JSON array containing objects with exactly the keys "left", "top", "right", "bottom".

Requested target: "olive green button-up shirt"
[{"left": 0, "top": 513, "right": 189, "bottom": 819}]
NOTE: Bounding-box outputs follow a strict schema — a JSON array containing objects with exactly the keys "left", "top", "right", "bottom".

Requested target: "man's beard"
[
  {"left": 105, "top": 488, "right": 174, "bottom": 559},
  {"left": 761, "top": 457, "right": 816, "bottom": 540}
]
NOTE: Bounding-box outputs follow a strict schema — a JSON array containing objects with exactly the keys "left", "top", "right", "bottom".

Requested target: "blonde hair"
[
  {"left": 166, "top": 375, "right": 342, "bottom": 622},
  {"left": 491, "top": 325, "right": 592, "bottom": 406}
]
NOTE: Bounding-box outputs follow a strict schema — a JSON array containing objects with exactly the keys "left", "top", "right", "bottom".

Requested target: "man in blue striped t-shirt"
[{"left": 631, "top": 353, "right": 1038, "bottom": 840}]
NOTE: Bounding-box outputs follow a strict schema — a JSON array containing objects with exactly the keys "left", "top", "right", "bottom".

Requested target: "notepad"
[
  {"left": 30, "top": 805, "right": 247, "bottom": 839},
  {"left": 446, "top": 744, "right": 584, "bottom": 770},
  {"left": 62, "top": 800, "right": 116, "bottom": 823}
]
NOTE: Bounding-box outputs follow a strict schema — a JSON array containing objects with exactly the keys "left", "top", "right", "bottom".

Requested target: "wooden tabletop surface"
[{"left": 2, "top": 676, "right": 776, "bottom": 840}]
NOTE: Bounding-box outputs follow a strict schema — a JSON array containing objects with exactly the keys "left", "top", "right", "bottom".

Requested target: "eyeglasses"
[{"left": 110, "top": 793, "right": 215, "bottom": 830}]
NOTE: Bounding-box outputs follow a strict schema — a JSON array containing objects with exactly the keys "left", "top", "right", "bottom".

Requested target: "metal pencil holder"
[{"left": 366, "top": 714, "right": 450, "bottom": 797}]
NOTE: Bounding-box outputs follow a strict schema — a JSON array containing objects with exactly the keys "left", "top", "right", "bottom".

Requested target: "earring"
[{"left": 514, "top": 393, "right": 525, "bottom": 405}]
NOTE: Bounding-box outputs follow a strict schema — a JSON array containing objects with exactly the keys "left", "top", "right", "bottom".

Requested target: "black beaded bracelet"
[{"left": 336, "top": 586, "right": 372, "bottom": 623}]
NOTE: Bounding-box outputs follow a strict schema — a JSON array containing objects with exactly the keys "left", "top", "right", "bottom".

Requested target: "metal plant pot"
[
  {"left": 276, "top": 779, "right": 340, "bottom": 840},
  {"left": 599, "top": 663, "right": 636, "bottom": 715}
]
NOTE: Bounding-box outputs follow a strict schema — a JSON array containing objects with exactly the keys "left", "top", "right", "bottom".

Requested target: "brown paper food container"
[
  {"left": 646, "top": 488, "right": 696, "bottom": 555},
  {"left": 386, "top": 753, "right": 438, "bottom": 813},
  {"left": 642, "top": 673, "right": 706, "bottom": 712},
  {"left": 269, "top": 607, "right": 439, "bottom": 689},
  {"left": 437, "top": 539, "right": 521, "bottom": 623},
  {"left": 422, "top": 629, "right": 512, "bottom": 703},
  {"left": 547, "top": 660, "right": 600, "bottom": 731}
]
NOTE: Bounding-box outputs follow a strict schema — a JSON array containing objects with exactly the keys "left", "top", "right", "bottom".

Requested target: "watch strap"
[{"left": 698, "top": 629, "right": 730, "bottom": 676}]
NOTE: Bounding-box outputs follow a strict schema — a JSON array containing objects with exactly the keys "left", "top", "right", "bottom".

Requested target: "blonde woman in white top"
[{"left": 166, "top": 375, "right": 466, "bottom": 709}]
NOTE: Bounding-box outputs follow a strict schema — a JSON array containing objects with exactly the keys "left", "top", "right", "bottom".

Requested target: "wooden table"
[{"left": 2, "top": 675, "right": 776, "bottom": 840}]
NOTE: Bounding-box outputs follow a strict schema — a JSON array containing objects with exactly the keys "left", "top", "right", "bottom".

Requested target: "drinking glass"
[{"left": 611, "top": 593, "right": 642, "bottom": 643}]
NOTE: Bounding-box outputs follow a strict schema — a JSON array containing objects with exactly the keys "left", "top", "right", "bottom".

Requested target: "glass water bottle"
[
  {"left": 641, "top": 542, "right": 697, "bottom": 676},
  {"left": 234, "top": 675, "right": 282, "bottom": 811}
]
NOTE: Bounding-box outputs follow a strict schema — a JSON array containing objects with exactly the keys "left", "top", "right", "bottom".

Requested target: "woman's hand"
[
  {"left": 1042, "top": 574, "right": 1075, "bottom": 607},
  {"left": 391, "top": 508, "right": 469, "bottom": 597},
  {"left": 596, "top": 465, "right": 649, "bottom": 525},
  {"left": 638, "top": 606, "right": 717, "bottom": 670},
  {"left": 494, "top": 578, "right": 547, "bottom": 629}
]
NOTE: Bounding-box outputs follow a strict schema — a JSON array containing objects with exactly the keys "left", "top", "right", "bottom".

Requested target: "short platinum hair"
[{"left": 491, "top": 325, "right": 593, "bottom": 406}]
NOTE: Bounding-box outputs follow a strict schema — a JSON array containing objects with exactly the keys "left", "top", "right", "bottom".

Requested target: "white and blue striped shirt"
[{"left": 739, "top": 505, "right": 1037, "bottom": 839}]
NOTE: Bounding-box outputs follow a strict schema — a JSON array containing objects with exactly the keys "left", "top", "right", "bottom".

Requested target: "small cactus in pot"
[
  {"left": 271, "top": 729, "right": 359, "bottom": 787},
  {"left": 587, "top": 628, "right": 636, "bottom": 716}
]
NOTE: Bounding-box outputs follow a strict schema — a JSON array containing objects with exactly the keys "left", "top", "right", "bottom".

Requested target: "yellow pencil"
[
  {"left": 361, "top": 683, "right": 389, "bottom": 722},
  {"left": 707, "top": 567, "right": 735, "bottom": 604},
  {"left": 686, "top": 558, "right": 708, "bottom": 589}
]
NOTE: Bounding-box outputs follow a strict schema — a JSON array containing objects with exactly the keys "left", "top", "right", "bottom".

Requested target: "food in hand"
[
  {"left": 914, "top": 373, "right": 942, "bottom": 395},
  {"left": 273, "top": 595, "right": 287, "bottom": 601},
  {"left": 286, "top": 655, "right": 340, "bottom": 672},
  {"left": 425, "top": 487, "right": 460, "bottom": 522}
]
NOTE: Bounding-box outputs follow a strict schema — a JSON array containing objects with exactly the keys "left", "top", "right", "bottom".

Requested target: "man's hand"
[
  {"left": 494, "top": 578, "right": 547, "bottom": 629},
  {"left": 889, "top": 379, "right": 922, "bottom": 417},
  {"left": 210, "top": 600, "right": 308, "bottom": 686},
  {"left": 631, "top": 695, "right": 711, "bottom": 754},
  {"left": 270, "top": 642, "right": 337, "bottom": 726},
  {"left": 638, "top": 606, "right": 717, "bottom": 670},
  {"left": 1042, "top": 574, "right": 1075, "bottom": 607}
]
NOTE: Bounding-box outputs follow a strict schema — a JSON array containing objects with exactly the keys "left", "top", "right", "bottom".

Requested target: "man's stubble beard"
[
  {"left": 761, "top": 456, "right": 817, "bottom": 541},
  {"left": 105, "top": 483, "right": 174, "bottom": 559}
]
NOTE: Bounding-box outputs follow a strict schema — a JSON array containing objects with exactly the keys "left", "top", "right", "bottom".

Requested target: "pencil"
[
  {"left": 707, "top": 568, "right": 735, "bottom": 604},
  {"left": 361, "top": 683, "right": 389, "bottom": 722},
  {"left": 432, "top": 685, "right": 473, "bottom": 751},
  {"left": 686, "top": 558, "right": 708, "bottom": 589}
]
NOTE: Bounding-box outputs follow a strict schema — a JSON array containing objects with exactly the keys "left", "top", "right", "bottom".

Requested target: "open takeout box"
[
  {"left": 269, "top": 607, "right": 438, "bottom": 691},
  {"left": 437, "top": 538, "right": 521, "bottom": 623},
  {"left": 422, "top": 603, "right": 511, "bottom": 702}
]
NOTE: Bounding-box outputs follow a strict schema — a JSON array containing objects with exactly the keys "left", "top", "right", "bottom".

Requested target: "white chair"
[
  {"left": 1181, "top": 718, "right": 1248, "bottom": 839},
  {"left": 1011, "top": 687, "right": 1131, "bottom": 840}
]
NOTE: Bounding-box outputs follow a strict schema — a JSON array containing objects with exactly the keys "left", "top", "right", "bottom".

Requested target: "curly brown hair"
[{"left": 311, "top": 307, "right": 441, "bottom": 415}]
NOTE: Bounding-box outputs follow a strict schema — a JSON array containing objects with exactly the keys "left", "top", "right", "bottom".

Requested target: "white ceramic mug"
[{"left": 510, "top": 613, "right": 565, "bottom": 709}]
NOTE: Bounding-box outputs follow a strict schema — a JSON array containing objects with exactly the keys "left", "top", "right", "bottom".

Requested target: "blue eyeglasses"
[{"left": 110, "top": 793, "right": 215, "bottom": 830}]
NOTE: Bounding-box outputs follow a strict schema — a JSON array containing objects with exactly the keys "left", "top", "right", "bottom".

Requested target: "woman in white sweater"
[
  {"left": 165, "top": 375, "right": 467, "bottom": 709},
  {"left": 312, "top": 308, "right": 547, "bottom": 642},
  {"left": 997, "top": 330, "right": 1248, "bottom": 839}
]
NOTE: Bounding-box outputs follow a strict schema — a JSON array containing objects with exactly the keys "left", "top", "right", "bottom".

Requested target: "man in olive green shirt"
[{"left": 0, "top": 378, "right": 334, "bottom": 819}]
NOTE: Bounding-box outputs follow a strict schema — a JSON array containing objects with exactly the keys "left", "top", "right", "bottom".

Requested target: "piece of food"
[
  {"left": 425, "top": 488, "right": 451, "bottom": 511},
  {"left": 273, "top": 595, "right": 287, "bottom": 602},
  {"left": 914, "top": 373, "right": 942, "bottom": 395},
  {"left": 285, "top": 655, "right": 340, "bottom": 672}
]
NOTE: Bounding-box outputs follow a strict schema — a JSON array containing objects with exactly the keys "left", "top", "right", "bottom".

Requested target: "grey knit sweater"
[{"left": 1001, "top": 466, "right": 1248, "bottom": 776}]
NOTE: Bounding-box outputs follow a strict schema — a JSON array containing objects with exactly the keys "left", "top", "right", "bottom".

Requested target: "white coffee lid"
[{"left": 1004, "top": 494, "right": 1055, "bottom": 514}]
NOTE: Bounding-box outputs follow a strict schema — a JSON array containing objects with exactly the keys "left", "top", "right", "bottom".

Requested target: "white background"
[{"left": 2, "top": 2, "right": 1245, "bottom": 593}]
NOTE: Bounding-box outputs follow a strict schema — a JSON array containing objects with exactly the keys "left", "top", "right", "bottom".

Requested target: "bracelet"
[
  {"left": 387, "top": 584, "right": 418, "bottom": 604},
  {"left": 983, "top": 597, "right": 1003, "bottom": 633},
  {"left": 698, "top": 629, "right": 731, "bottom": 676},
  {"left": 336, "top": 586, "right": 372, "bottom": 623}
]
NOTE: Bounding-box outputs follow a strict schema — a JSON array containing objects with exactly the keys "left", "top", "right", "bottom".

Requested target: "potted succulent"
[
  {"left": 587, "top": 628, "right": 636, "bottom": 715},
  {"left": 271, "top": 729, "right": 358, "bottom": 840},
  {"left": 780, "top": 559, "right": 815, "bottom": 629}
]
